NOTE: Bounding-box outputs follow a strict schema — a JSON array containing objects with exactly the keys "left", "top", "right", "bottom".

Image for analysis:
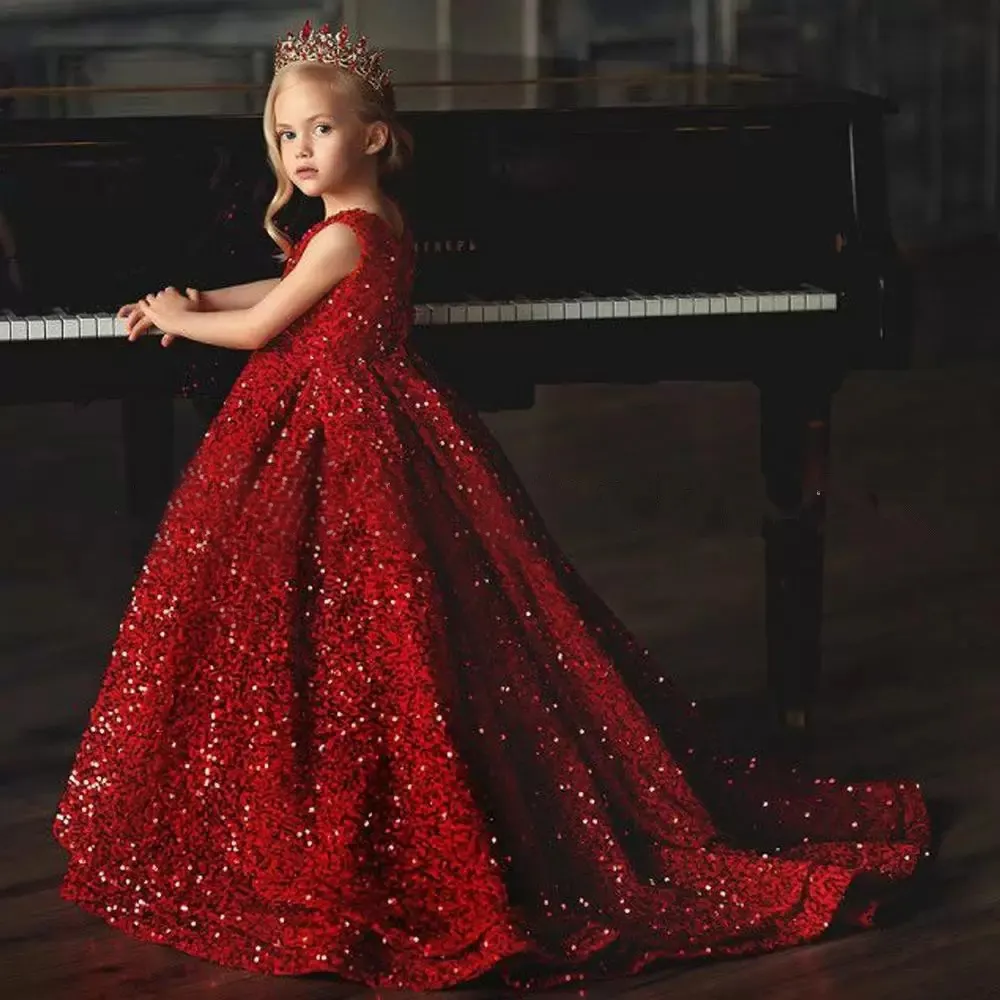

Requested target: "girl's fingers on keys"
[{"left": 128, "top": 316, "right": 151, "bottom": 341}]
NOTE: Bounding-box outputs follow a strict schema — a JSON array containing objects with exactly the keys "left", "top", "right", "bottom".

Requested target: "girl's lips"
[{"left": 296, "top": 167, "right": 318, "bottom": 176}]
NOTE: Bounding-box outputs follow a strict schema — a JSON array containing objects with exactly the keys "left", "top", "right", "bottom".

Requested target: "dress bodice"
[{"left": 263, "top": 207, "right": 414, "bottom": 367}]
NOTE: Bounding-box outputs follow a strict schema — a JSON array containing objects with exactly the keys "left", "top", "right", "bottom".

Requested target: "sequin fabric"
[{"left": 54, "top": 209, "right": 932, "bottom": 991}]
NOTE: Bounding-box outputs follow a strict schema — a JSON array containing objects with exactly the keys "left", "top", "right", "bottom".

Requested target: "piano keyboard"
[
  {"left": 0, "top": 289, "right": 837, "bottom": 342},
  {"left": 412, "top": 288, "right": 838, "bottom": 326}
]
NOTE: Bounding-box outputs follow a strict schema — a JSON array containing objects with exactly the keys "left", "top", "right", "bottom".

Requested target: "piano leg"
[
  {"left": 121, "top": 394, "right": 175, "bottom": 572},
  {"left": 758, "top": 382, "right": 834, "bottom": 745}
]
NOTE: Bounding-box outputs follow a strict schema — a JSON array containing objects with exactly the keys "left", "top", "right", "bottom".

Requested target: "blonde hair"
[{"left": 262, "top": 61, "right": 413, "bottom": 257}]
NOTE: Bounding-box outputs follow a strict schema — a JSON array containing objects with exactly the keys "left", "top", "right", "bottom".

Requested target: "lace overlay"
[{"left": 54, "top": 209, "right": 931, "bottom": 990}]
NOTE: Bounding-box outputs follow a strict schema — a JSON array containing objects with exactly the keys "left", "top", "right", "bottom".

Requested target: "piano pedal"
[{"left": 769, "top": 707, "right": 813, "bottom": 761}]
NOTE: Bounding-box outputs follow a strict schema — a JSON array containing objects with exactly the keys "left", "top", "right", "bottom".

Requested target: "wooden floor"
[{"left": 3, "top": 245, "right": 1000, "bottom": 998}]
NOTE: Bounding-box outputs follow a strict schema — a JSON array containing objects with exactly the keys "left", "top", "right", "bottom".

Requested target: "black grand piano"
[{"left": 0, "top": 70, "right": 911, "bottom": 741}]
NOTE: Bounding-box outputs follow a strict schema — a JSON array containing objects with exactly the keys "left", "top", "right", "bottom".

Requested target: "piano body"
[{"left": 0, "top": 71, "right": 911, "bottom": 739}]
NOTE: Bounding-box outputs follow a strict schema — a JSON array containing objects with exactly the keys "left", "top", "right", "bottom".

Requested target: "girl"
[{"left": 55, "top": 21, "right": 932, "bottom": 992}]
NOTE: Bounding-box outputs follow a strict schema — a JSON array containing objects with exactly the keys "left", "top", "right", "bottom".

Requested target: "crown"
[{"left": 274, "top": 21, "right": 392, "bottom": 95}]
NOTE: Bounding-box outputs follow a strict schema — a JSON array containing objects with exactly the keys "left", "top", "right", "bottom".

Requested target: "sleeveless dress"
[{"left": 54, "top": 208, "right": 931, "bottom": 991}]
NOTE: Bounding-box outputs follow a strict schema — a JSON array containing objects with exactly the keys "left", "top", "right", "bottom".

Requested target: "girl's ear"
[{"left": 365, "top": 121, "right": 389, "bottom": 157}]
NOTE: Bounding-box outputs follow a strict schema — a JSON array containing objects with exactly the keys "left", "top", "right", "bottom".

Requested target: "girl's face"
[{"left": 273, "top": 76, "right": 385, "bottom": 197}]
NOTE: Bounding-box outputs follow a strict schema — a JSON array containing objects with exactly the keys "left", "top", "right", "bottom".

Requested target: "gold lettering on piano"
[{"left": 414, "top": 239, "right": 478, "bottom": 255}]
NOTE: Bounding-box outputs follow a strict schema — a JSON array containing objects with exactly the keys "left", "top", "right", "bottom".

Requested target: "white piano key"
[
  {"left": 96, "top": 313, "right": 116, "bottom": 338},
  {"left": 725, "top": 295, "right": 743, "bottom": 314},
  {"left": 546, "top": 300, "right": 566, "bottom": 321},
  {"left": 756, "top": 294, "right": 775, "bottom": 313},
  {"left": 613, "top": 298, "right": 630, "bottom": 319},
  {"left": 0, "top": 310, "right": 15, "bottom": 343},
  {"left": 465, "top": 303, "right": 484, "bottom": 323},
  {"left": 772, "top": 293, "right": 790, "bottom": 312},
  {"left": 482, "top": 302, "right": 500, "bottom": 324},
  {"left": 27, "top": 316, "right": 45, "bottom": 341},
  {"left": 644, "top": 296, "right": 661, "bottom": 317},
  {"left": 79, "top": 314, "right": 98, "bottom": 339},
  {"left": 445, "top": 303, "right": 465, "bottom": 324},
  {"left": 530, "top": 301, "right": 548, "bottom": 321},
  {"left": 515, "top": 300, "right": 533, "bottom": 322},
  {"left": 677, "top": 296, "right": 695, "bottom": 316},
  {"left": 801, "top": 284, "right": 838, "bottom": 312},
  {"left": 412, "top": 304, "right": 429, "bottom": 326},
  {"left": 11, "top": 316, "right": 27, "bottom": 340},
  {"left": 627, "top": 296, "right": 646, "bottom": 318},
  {"left": 63, "top": 315, "right": 81, "bottom": 339},
  {"left": 580, "top": 298, "right": 597, "bottom": 320},
  {"left": 789, "top": 292, "right": 807, "bottom": 312},
  {"left": 709, "top": 295, "right": 727, "bottom": 315},
  {"left": 563, "top": 299, "right": 581, "bottom": 321},
  {"left": 429, "top": 304, "right": 451, "bottom": 325},
  {"left": 596, "top": 298, "right": 614, "bottom": 319},
  {"left": 499, "top": 302, "right": 516, "bottom": 323}
]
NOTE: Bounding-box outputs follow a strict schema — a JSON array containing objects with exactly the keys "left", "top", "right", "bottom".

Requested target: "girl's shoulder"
[{"left": 293, "top": 207, "right": 407, "bottom": 261}]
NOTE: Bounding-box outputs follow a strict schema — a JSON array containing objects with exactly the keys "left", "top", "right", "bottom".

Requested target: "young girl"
[{"left": 54, "top": 21, "right": 932, "bottom": 992}]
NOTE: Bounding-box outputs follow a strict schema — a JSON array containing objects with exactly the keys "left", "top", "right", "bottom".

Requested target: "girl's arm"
[
  {"left": 138, "top": 223, "right": 361, "bottom": 351},
  {"left": 198, "top": 277, "right": 280, "bottom": 312},
  {"left": 118, "top": 280, "right": 278, "bottom": 341}
]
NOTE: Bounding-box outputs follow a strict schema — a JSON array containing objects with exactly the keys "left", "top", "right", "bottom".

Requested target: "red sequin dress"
[{"left": 54, "top": 209, "right": 931, "bottom": 991}]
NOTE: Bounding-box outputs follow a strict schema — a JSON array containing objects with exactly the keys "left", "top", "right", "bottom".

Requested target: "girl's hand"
[
  {"left": 120, "top": 287, "right": 201, "bottom": 346},
  {"left": 117, "top": 301, "right": 152, "bottom": 340}
]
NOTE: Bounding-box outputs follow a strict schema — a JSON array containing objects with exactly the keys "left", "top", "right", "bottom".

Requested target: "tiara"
[{"left": 274, "top": 21, "right": 392, "bottom": 95}]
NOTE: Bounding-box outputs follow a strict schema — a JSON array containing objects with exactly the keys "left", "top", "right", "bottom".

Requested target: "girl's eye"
[
  {"left": 315, "top": 123, "right": 333, "bottom": 135},
  {"left": 279, "top": 130, "right": 294, "bottom": 142}
]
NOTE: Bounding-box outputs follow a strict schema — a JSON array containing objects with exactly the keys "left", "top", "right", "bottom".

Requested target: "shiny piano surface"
[{"left": 0, "top": 71, "right": 912, "bottom": 740}]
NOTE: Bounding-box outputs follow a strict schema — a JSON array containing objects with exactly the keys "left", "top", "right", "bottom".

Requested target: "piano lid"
[
  {"left": 0, "top": 64, "right": 893, "bottom": 121},
  {"left": 389, "top": 68, "right": 895, "bottom": 114}
]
